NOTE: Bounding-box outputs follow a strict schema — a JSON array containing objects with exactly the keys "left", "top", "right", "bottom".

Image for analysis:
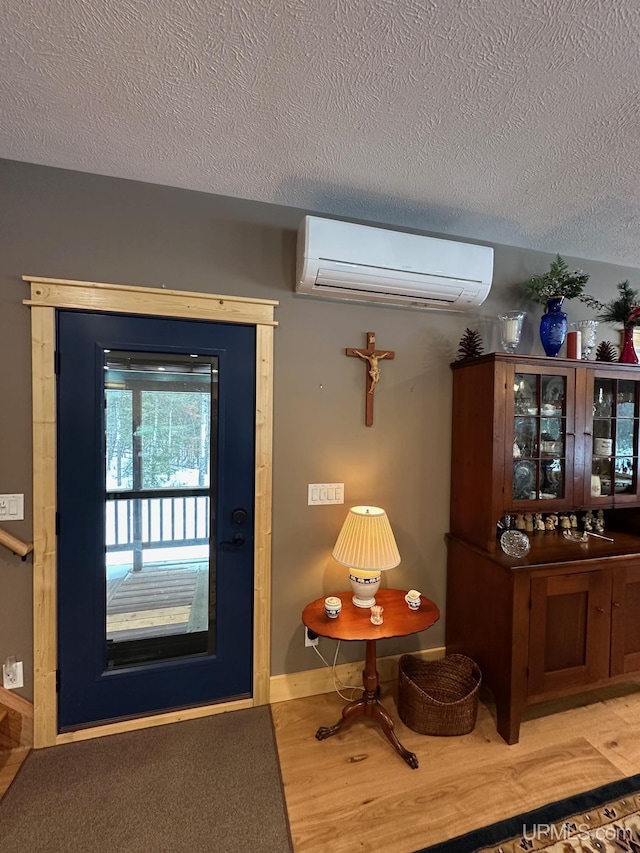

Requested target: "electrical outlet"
[
  {"left": 2, "top": 659, "right": 24, "bottom": 689},
  {"left": 304, "top": 627, "right": 318, "bottom": 648}
]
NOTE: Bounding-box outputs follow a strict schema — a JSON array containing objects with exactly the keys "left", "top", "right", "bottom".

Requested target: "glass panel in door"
[
  {"left": 615, "top": 380, "right": 638, "bottom": 495},
  {"left": 513, "top": 373, "right": 567, "bottom": 502},
  {"left": 591, "top": 376, "right": 638, "bottom": 498},
  {"left": 104, "top": 351, "right": 217, "bottom": 668}
]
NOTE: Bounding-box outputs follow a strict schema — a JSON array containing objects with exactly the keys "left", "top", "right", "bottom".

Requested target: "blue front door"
[{"left": 57, "top": 311, "right": 256, "bottom": 729}]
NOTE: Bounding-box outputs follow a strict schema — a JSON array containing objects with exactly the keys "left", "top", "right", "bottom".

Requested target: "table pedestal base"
[{"left": 314, "top": 639, "right": 419, "bottom": 769}]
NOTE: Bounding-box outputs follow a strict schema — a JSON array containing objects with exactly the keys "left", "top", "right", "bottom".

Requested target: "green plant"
[
  {"left": 521, "top": 255, "right": 590, "bottom": 306},
  {"left": 581, "top": 280, "right": 640, "bottom": 329}
]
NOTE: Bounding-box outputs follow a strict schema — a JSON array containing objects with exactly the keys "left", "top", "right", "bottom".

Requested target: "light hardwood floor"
[{"left": 272, "top": 678, "right": 640, "bottom": 853}]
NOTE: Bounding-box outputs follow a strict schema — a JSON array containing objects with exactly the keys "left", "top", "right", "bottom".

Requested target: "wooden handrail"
[{"left": 0, "top": 528, "right": 33, "bottom": 559}]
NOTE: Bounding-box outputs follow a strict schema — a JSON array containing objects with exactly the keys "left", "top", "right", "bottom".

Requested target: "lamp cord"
[{"left": 312, "top": 641, "right": 365, "bottom": 701}]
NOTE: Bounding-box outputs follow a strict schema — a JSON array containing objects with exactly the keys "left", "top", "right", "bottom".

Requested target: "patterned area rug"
[{"left": 418, "top": 774, "right": 640, "bottom": 852}]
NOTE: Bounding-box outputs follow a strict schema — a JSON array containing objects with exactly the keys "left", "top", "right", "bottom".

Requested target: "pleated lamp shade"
[{"left": 332, "top": 506, "right": 401, "bottom": 607}]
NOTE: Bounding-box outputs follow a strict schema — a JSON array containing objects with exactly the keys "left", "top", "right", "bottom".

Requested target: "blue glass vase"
[{"left": 539, "top": 297, "right": 568, "bottom": 357}]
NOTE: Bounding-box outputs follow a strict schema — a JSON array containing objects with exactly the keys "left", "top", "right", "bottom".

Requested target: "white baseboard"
[{"left": 269, "top": 645, "right": 445, "bottom": 704}]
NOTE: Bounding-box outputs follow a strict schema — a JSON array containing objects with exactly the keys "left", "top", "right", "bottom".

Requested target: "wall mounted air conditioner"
[{"left": 296, "top": 216, "right": 493, "bottom": 311}]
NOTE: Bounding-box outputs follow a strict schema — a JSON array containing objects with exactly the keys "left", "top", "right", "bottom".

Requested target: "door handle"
[{"left": 220, "top": 533, "right": 246, "bottom": 547}]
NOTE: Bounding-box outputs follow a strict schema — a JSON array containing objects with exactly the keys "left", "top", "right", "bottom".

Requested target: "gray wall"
[{"left": 1, "top": 158, "right": 638, "bottom": 700}]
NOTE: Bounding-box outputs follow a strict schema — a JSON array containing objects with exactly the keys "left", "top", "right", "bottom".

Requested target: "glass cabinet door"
[
  {"left": 589, "top": 373, "right": 640, "bottom": 503},
  {"left": 510, "top": 370, "right": 574, "bottom": 507}
]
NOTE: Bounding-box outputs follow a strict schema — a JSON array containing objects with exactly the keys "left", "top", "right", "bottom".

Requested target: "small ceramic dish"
[{"left": 563, "top": 529, "right": 588, "bottom": 542}]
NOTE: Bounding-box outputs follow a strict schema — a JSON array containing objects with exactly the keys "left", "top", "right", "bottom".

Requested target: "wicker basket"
[{"left": 398, "top": 654, "right": 481, "bottom": 736}]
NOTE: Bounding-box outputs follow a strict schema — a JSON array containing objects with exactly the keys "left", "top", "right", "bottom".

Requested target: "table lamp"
[{"left": 332, "top": 506, "right": 401, "bottom": 608}]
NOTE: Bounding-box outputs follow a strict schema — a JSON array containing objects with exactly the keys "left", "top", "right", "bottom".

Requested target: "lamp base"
[
  {"left": 351, "top": 594, "right": 376, "bottom": 608},
  {"left": 349, "top": 570, "right": 381, "bottom": 608}
]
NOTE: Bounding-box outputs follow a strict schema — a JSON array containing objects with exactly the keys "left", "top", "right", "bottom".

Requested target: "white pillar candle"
[{"left": 505, "top": 318, "right": 519, "bottom": 343}]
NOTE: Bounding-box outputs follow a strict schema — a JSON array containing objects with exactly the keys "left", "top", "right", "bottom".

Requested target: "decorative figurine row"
[{"left": 507, "top": 510, "right": 605, "bottom": 534}]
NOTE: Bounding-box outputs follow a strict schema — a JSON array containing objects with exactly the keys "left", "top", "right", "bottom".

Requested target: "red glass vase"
[{"left": 619, "top": 326, "right": 639, "bottom": 364}]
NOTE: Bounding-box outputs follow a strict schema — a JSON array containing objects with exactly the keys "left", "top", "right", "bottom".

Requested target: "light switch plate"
[
  {"left": 308, "top": 483, "right": 344, "bottom": 505},
  {"left": 0, "top": 494, "right": 24, "bottom": 521}
]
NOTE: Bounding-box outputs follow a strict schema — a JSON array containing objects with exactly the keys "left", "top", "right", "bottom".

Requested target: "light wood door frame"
[{"left": 24, "top": 275, "right": 277, "bottom": 747}]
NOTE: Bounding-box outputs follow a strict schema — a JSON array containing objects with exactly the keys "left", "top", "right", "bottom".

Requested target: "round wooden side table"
[{"left": 302, "top": 588, "right": 440, "bottom": 769}]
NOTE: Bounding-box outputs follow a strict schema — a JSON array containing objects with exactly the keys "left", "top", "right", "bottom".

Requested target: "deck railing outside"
[{"left": 106, "top": 494, "right": 210, "bottom": 569}]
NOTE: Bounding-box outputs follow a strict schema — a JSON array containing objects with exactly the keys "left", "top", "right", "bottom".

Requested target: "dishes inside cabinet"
[
  {"left": 514, "top": 374, "right": 537, "bottom": 415},
  {"left": 614, "top": 475, "right": 634, "bottom": 494},
  {"left": 541, "top": 376, "right": 564, "bottom": 413},
  {"left": 513, "top": 460, "right": 536, "bottom": 500},
  {"left": 500, "top": 530, "right": 531, "bottom": 557},
  {"left": 514, "top": 418, "right": 537, "bottom": 458}
]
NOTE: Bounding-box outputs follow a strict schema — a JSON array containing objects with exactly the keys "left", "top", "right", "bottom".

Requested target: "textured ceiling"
[{"left": 1, "top": 0, "right": 640, "bottom": 267}]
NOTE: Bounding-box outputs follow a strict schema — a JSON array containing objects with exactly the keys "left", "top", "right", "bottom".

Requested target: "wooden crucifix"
[{"left": 346, "top": 332, "right": 395, "bottom": 426}]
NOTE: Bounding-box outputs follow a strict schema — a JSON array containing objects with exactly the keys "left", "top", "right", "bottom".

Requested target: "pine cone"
[
  {"left": 456, "top": 328, "right": 484, "bottom": 361},
  {"left": 595, "top": 341, "right": 617, "bottom": 362}
]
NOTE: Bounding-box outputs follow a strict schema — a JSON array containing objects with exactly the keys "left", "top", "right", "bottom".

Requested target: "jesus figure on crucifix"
[{"left": 351, "top": 349, "right": 392, "bottom": 393}]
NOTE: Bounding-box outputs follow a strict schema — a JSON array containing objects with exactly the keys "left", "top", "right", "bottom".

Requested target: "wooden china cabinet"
[{"left": 446, "top": 352, "right": 640, "bottom": 744}]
